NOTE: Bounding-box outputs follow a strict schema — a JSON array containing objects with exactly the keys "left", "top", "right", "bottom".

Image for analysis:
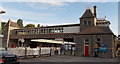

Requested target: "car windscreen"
[{"left": 0, "top": 50, "right": 13, "bottom": 55}]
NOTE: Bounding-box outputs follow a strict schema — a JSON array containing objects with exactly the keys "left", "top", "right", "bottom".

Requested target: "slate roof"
[
  {"left": 13, "top": 24, "right": 80, "bottom": 30},
  {"left": 80, "top": 9, "right": 95, "bottom": 18},
  {"left": 78, "top": 26, "right": 113, "bottom": 35},
  {"left": 96, "top": 21, "right": 110, "bottom": 24},
  {"left": 5, "top": 19, "right": 20, "bottom": 28}
]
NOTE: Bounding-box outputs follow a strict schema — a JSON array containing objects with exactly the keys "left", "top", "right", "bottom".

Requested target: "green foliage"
[
  {"left": 1, "top": 22, "right": 6, "bottom": 29},
  {"left": 17, "top": 19, "right": 24, "bottom": 29},
  {"left": 41, "top": 25, "right": 43, "bottom": 27},
  {"left": 37, "top": 24, "right": 40, "bottom": 27},
  {"left": 24, "top": 23, "right": 35, "bottom": 28},
  {"left": 1, "top": 22, "right": 6, "bottom": 34}
]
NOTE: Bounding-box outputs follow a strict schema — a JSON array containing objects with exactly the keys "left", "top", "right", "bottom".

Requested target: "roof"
[
  {"left": 96, "top": 21, "right": 110, "bottom": 24},
  {"left": 78, "top": 26, "right": 113, "bottom": 35},
  {"left": 80, "top": 9, "right": 95, "bottom": 19},
  {"left": 8, "top": 20, "right": 20, "bottom": 28},
  {"left": 31, "top": 39, "right": 76, "bottom": 44},
  {"left": 13, "top": 24, "right": 80, "bottom": 30}
]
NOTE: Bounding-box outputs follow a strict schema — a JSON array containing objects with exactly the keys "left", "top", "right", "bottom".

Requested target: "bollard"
[{"left": 24, "top": 47, "right": 27, "bottom": 58}]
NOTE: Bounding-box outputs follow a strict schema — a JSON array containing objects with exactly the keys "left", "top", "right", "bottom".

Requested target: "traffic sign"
[{"left": 99, "top": 45, "right": 107, "bottom": 51}]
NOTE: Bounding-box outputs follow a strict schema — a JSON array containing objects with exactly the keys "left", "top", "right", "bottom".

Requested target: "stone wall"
[{"left": 75, "top": 34, "right": 115, "bottom": 58}]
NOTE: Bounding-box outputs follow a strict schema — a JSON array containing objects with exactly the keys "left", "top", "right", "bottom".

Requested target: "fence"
[{"left": 7, "top": 47, "right": 61, "bottom": 58}]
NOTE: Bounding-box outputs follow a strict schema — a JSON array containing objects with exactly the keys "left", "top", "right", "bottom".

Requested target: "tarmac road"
[{"left": 19, "top": 55, "right": 120, "bottom": 64}]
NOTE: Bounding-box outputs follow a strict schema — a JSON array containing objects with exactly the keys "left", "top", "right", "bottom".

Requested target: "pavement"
[{"left": 19, "top": 55, "right": 120, "bottom": 62}]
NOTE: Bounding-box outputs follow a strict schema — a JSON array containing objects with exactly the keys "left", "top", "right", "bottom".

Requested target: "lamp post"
[
  {"left": 0, "top": 10, "right": 5, "bottom": 48},
  {"left": 0, "top": 10, "right": 5, "bottom": 14}
]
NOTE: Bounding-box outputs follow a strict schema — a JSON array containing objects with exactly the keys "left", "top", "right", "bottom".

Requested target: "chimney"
[{"left": 93, "top": 6, "right": 97, "bottom": 17}]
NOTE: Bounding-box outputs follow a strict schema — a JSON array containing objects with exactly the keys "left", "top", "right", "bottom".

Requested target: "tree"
[
  {"left": 41, "top": 25, "right": 43, "bottom": 27},
  {"left": 24, "top": 24, "right": 35, "bottom": 28},
  {"left": 1, "top": 22, "right": 6, "bottom": 29},
  {"left": 37, "top": 24, "right": 40, "bottom": 27},
  {"left": 0, "top": 22, "right": 6, "bottom": 34},
  {"left": 17, "top": 19, "right": 24, "bottom": 29}
]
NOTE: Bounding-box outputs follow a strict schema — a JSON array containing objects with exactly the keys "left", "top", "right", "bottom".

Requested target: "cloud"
[
  {"left": 25, "top": 2, "right": 68, "bottom": 10},
  {"left": 41, "top": 2, "right": 68, "bottom": 6},
  {"left": 2, "top": 7, "right": 56, "bottom": 23}
]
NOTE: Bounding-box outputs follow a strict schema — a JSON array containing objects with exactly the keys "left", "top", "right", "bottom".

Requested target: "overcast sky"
[{"left": 0, "top": 1, "right": 119, "bottom": 35}]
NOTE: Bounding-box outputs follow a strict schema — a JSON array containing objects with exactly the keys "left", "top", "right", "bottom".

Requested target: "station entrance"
[{"left": 30, "top": 38, "right": 75, "bottom": 55}]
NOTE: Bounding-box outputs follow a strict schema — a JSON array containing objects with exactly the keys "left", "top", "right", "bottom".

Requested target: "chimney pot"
[{"left": 94, "top": 6, "right": 97, "bottom": 17}]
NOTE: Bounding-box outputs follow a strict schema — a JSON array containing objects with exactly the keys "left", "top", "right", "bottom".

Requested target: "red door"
[
  {"left": 84, "top": 45, "right": 89, "bottom": 56},
  {"left": 11, "top": 44, "right": 14, "bottom": 48}
]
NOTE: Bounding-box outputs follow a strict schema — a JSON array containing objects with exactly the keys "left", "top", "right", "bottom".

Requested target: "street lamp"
[{"left": 0, "top": 10, "right": 5, "bottom": 14}]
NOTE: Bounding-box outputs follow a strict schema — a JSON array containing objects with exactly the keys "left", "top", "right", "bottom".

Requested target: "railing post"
[
  {"left": 5, "top": 47, "right": 7, "bottom": 50},
  {"left": 24, "top": 46, "right": 27, "bottom": 58},
  {"left": 39, "top": 44, "right": 42, "bottom": 57},
  {"left": 50, "top": 47, "right": 52, "bottom": 56},
  {"left": 39, "top": 46, "right": 41, "bottom": 57}
]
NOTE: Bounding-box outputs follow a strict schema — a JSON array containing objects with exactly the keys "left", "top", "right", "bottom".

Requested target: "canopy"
[{"left": 31, "top": 39, "right": 76, "bottom": 45}]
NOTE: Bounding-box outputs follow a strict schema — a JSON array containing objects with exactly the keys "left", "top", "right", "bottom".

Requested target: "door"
[
  {"left": 84, "top": 39, "right": 89, "bottom": 56},
  {"left": 84, "top": 45, "right": 89, "bottom": 56}
]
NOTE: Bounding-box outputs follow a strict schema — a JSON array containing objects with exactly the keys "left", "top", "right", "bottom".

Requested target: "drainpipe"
[{"left": 6, "top": 21, "right": 10, "bottom": 48}]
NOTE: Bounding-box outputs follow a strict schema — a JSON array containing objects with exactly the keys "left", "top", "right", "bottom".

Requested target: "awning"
[{"left": 31, "top": 39, "right": 76, "bottom": 45}]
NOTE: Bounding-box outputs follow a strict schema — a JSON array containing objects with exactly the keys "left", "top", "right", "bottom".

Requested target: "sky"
[{"left": 0, "top": 1, "right": 119, "bottom": 35}]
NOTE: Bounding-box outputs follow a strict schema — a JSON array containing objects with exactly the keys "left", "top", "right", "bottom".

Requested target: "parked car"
[{"left": 0, "top": 49, "right": 20, "bottom": 64}]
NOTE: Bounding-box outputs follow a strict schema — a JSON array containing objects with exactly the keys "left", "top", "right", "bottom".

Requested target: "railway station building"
[{"left": 2, "top": 6, "right": 118, "bottom": 58}]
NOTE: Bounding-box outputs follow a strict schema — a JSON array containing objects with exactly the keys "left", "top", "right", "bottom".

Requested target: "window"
[
  {"left": 96, "top": 38, "right": 101, "bottom": 41},
  {"left": 88, "top": 21, "right": 91, "bottom": 25},
  {"left": 15, "top": 31, "right": 17, "bottom": 34},
  {"left": 85, "top": 39, "right": 89, "bottom": 42},
  {"left": 84, "top": 39, "right": 89, "bottom": 44}
]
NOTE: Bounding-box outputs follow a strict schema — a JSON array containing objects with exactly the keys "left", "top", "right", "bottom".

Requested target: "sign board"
[{"left": 99, "top": 45, "right": 107, "bottom": 51}]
